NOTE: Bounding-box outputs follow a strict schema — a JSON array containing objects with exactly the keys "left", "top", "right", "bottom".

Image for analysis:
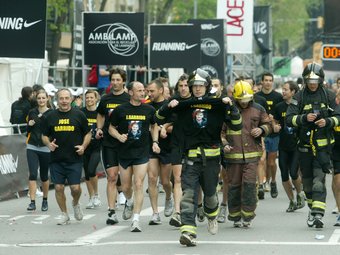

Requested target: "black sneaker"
[
  {"left": 27, "top": 202, "right": 36, "bottom": 211},
  {"left": 258, "top": 185, "right": 265, "bottom": 200},
  {"left": 106, "top": 210, "right": 119, "bottom": 225},
  {"left": 41, "top": 200, "right": 48, "bottom": 211},
  {"left": 179, "top": 232, "right": 197, "bottom": 247},
  {"left": 270, "top": 182, "right": 278, "bottom": 198}
]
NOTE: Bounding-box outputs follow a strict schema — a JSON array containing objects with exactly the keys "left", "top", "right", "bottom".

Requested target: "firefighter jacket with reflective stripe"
[
  {"left": 155, "top": 97, "right": 242, "bottom": 158},
  {"left": 286, "top": 87, "right": 340, "bottom": 150},
  {"left": 223, "top": 101, "right": 272, "bottom": 163}
]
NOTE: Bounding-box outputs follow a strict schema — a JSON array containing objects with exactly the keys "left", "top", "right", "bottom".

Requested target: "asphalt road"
[{"left": 0, "top": 173, "right": 340, "bottom": 255}]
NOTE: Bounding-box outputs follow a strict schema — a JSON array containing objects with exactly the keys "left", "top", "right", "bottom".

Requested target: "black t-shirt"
[
  {"left": 149, "top": 100, "right": 171, "bottom": 153},
  {"left": 27, "top": 107, "right": 53, "bottom": 147},
  {"left": 81, "top": 107, "right": 101, "bottom": 151},
  {"left": 41, "top": 108, "right": 90, "bottom": 163},
  {"left": 109, "top": 102, "right": 156, "bottom": 160},
  {"left": 96, "top": 92, "right": 130, "bottom": 148},
  {"left": 273, "top": 101, "right": 297, "bottom": 151},
  {"left": 257, "top": 90, "right": 283, "bottom": 115},
  {"left": 257, "top": 90, "right": 283, "bottom": 137},
  {"left": 254, "top": 93, "right": 268, "bottom": 110},
  {"left": 333, "top": 126, "right": 340, "bottom": 160}
]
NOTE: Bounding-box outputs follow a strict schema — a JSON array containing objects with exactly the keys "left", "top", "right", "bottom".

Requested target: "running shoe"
[
  {"left": 158, "top": 184, "right": 165, "bottom": 193},
  {"left": 27, "top": 202, "right": 36, "bottom": 211},
  {"left": 258, "top": 184, "right": 265, "bottom": 200},
  {"left": 86, "top": 198, "right": 94, "bottom": 209},
  {"left": 307, "top": 211, "right": 315, "bottom": 227},
  {"left": 270, "top": 182, "right": 278, "bottom": 198},
  {"left": 332, "top": 206, "right": 339, "bottom": 214},
  {"left": 233, "top": 220, "right": 243, "bottom": 228},
  {"left": 296, "top": 193, "right": 305, "bottom": 209},
  {"left": 179, "top": 232, "right": 197, "bottom": 247},
  {"left": 149, "top": 213, "right": 162, "bottom": 225},
  {"left": 93, "top": 195, "right": 102, "bottom": 207},
  {"left": 41, "top": 200, "right": 48, "bottom": 212},
  {"left": 242, "top": 219, "right": 252, "bottom": 228},
  {"left": 217, "top": 205, "right": 227, "bottom": 223},
  {"left": 130, "top": 220, "right": 142, "bottom": 232},
  {"left": 57, "top": 212, "right": 70, "bottom": 225},
  {"left": 334, "top": 214, "right": 340, "bottom": 227},
  {"left": 313, "top": 214, "right": 324, "bottom": 229},
  {"left": 118, "top": 192, "right": 126, "bottom": 205},
  {"left": 106, "top": 210, "right": 119, "bottom": 225},
  {"left": 122, "top": 202, "right": 134, "bottom": 220},
  {"left": 164, "top": 198, "right": 174, "bottom": 217},
  {"left": 286, "top": 200, "right": 297, "bottom": 212},
  {"left": 197, "top": 206, "right": 205, "bottom": 222},
  {"left": 169, "top": 212, "right": 181, "bottom": 227},
  {"left": 73, "top": 203, "right": 83, "bottom": 221},
  {"left": 207, "top": 218, "right": 218, "bottom": 235}
]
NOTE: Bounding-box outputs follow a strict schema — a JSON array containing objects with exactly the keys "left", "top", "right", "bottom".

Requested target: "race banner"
[
  {"left": 254, "top": 6, "right": 270, "bottom": 53},
  {"left": 149, "top": 24, "right": 201, "bottom": 71},
  {"left": 0, "top": 0, "right": 46, "bottom": 58},
  {"left": 83, "top": 12, "right": 144, "bottom": 65},
  {"left": 0, "top": 135, "right": 28, "bottom": 200},
  {"left": 189, "top": 19, "right": 225, "bottom": 85},
  {"left": 216, "top": 0, "right": 254, "bottom": 54}
]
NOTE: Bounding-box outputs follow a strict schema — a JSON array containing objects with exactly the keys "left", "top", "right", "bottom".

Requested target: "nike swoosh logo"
[
  {"left": 24, "top": 20, "right": 42, "bottom": 28},
  {"left": 185, "top": 44, "right": 198, "bottom": 50}
]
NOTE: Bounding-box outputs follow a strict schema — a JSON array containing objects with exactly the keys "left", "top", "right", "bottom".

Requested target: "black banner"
[
  {"left": 83, "top": 12, "right": 144, "bottom": 65},
  {"left": 254, "top": 6, "right": 271, "bottom": 69},
  {"left": 149, "top": 24, "right": 201, "bottom": 71},
  {"left": 189, "top": 19, "right": 225, "bottom": 85},
  {"left": 0, "top": 0, "right": 46, "bottom": 58},
  {"left": 0, "top": 135, "right": 28, "bottom": 200}
]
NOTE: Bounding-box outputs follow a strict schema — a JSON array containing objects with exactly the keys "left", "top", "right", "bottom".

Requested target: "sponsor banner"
[
  {"left": 254, "top": 6, "right": 270, "bottom": 52},
  {"left": 0, "top": 0, "right": 47, "bottom": 58},
  {"left": 149, "top": 24, "right": 201, "bottom": 70},
  {"left": 0, "top": 135, "right": 28, "bottom": 200},
  {"left": 216, "top": 0, "right": 254, "bottom": 54},
  {"left": 83, "top": 12, "right": 144, "bottom": 65},
  {"left": 189, "top": 19, "right": 225, "bottom": 85}
]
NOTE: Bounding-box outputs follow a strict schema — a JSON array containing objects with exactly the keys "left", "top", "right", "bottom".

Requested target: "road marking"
[
  {"left": 328, "top": 229, "right": 340, "bottom": 243},
  {"left": 0, "top": 215, "right": 10, "bottom": 218},
  {"left": 75, "top": 225, "right": 128, "bottom": 244},
  {"left": 1, "top": 239, "right": 339, "bottom": 248}
]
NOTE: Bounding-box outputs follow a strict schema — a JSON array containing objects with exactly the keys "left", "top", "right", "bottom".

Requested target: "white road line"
[
  {"left": 328, "top": 229, "right": 340, "bottom": 243},
  {"left": 1, "top": 239, "right": 340, "bottom": 248},
  {"left": 75, "top": 225, "right": 128, "bottom": 244},
  {"left": 0, "top": 215, "right": 10, "bottom": 218}
]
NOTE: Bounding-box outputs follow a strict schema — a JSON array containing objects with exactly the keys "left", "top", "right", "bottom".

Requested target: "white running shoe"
[
  {"left": 119, "top": 192, "right": 127, "bottom": 205},
  {"left": 130, "top": 220, "right": 142, "bottom": 232},
  {"left": 207, "top": 218, "right": 218, "bottom": 235},
  {"left": 164, "top": 198, "right": 174, "bottom": 217},
  {"left": 93, "top": 195, "right": 101, "bottom": 207},
  {"left": 57, "top": 212, "right": 70, "bottom": 225},
  {"left": 86, "top": 198, "right": 94, "bottom": 209},
  {"left": 73, "top": 203, "right": 83, "bottom": 221}
]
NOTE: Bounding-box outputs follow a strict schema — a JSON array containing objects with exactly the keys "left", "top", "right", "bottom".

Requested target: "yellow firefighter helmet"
[{"left": 233, "top": 80, "right": 254, "bottom": 102}]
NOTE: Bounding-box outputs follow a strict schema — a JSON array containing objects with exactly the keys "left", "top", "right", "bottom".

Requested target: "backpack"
[{"left": 87, "top": 65, "right": 98, "bottom": 87}]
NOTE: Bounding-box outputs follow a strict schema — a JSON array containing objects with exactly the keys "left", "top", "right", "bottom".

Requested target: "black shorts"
[
  {"left": 101, "top": 146, "right": 119, "bottom": 169},
  {"left": 333, "top": 160, "right": 340, "bottom": 176},
  {"left": 119, "top": 157, "right": 149, "bottom": 169},
  {"left": 150, "top": 151, "right": 172, "bottom": 165},
  {"left": 170, "top": 147, "right": 184, "bottom": 165},
  {"left": 50, "top": 162, "right": 82, "bottom": 185}
]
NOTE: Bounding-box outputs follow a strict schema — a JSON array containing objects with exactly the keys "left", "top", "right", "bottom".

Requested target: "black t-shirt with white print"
[{"left": 109, "top": 102, "right": 156, "bottom": 160}]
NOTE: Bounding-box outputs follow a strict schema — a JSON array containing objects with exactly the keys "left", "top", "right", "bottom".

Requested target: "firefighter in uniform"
[
  {"left": 155, "top": 69, "right": 242, "bottom": 247},
  {"left": 286, "top": 63, "right": 340, "bottom": 228},
  {"left": 223, "top": 81, "right": 272, "bottom": 227}
]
